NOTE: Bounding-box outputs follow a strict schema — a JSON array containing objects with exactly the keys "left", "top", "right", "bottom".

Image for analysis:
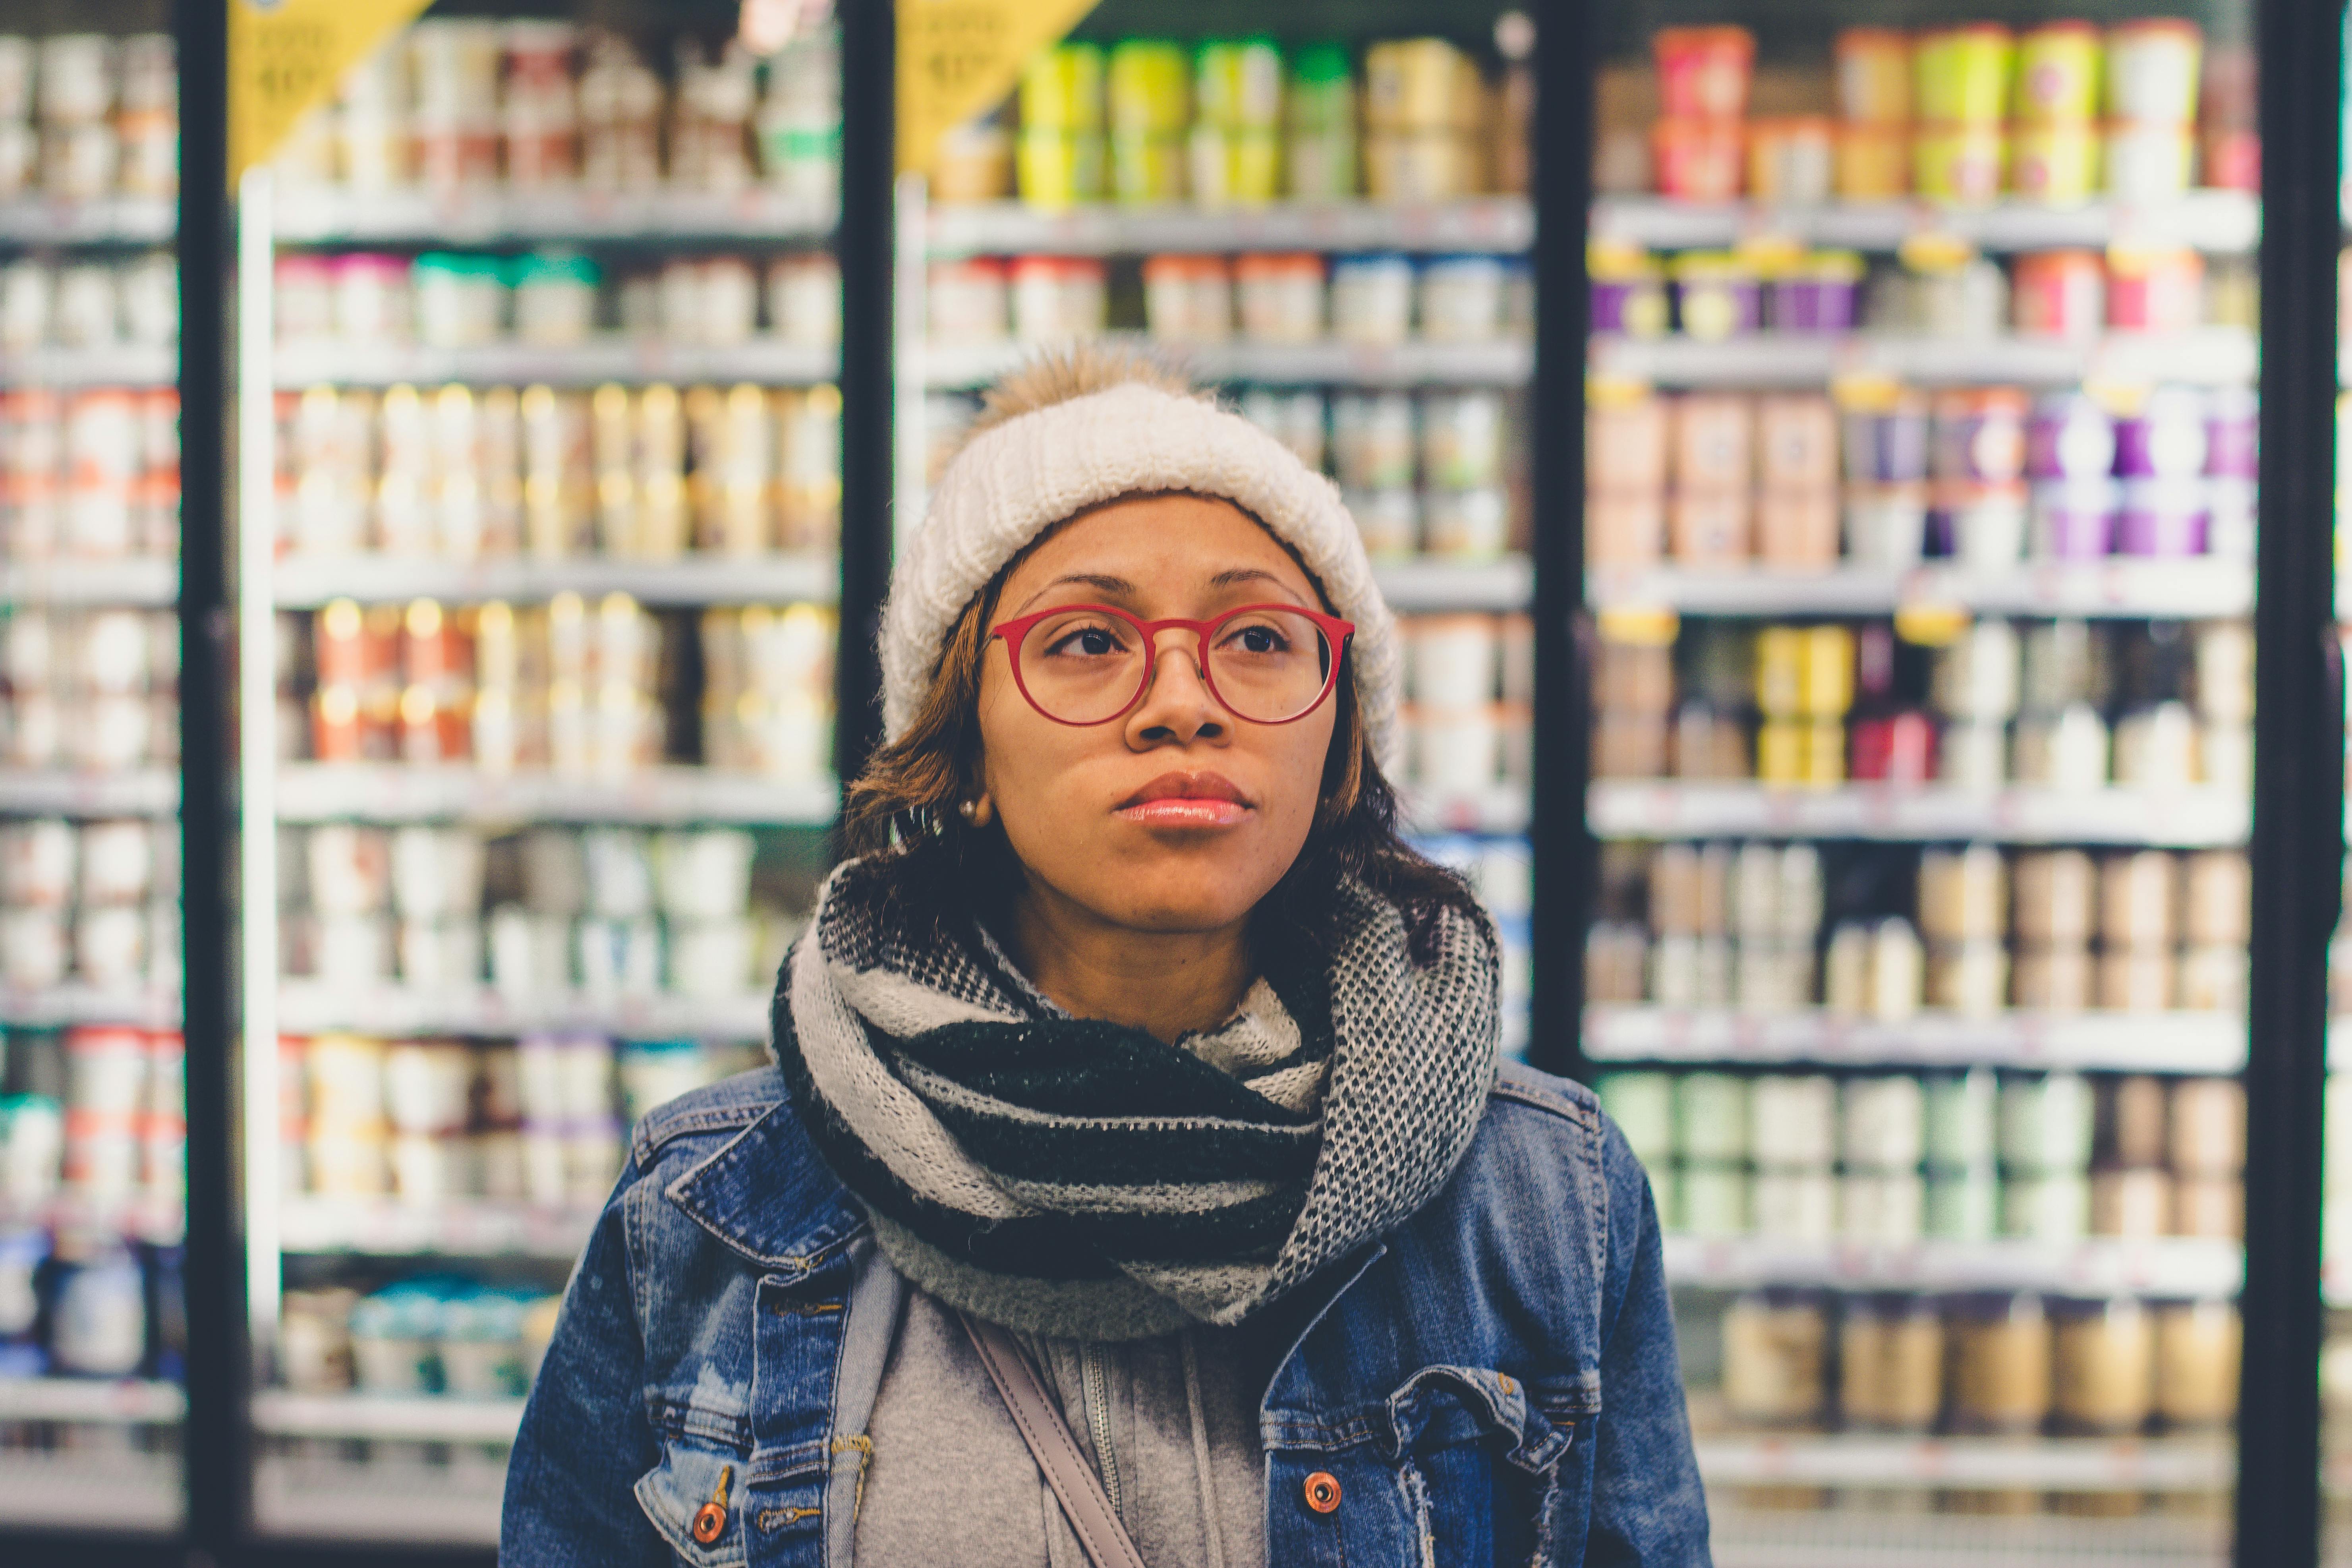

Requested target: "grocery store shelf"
[
  {"left": 1588, "top": 781, "right": 2248, "bottom": 847},
  {"left": 1695, "top": 1434, "right": 2231, "bottom": 1492},
  {"left": 1708, "top": 1504, "right": 2223, "bottom": 1568},
  {"left": 274, "top": 336, "right": 839, "bottom": 389},
  {"left": 0, "top": 984, "right": 180, "bottom": 1029},
  {"left": 0, "top": 769, "right": 178, "bottom": 816},
  {"left": 275, "top": 764, "right": 836, "bottom": 826},
  {"left": 1399, "top": 785, "right": 1530, "bottom": 837},
  {"left": 0, "top": 1450, "right": 184, "bottom": 1535},
  {"left": 1585, "top": 1006, "right": 2246, "bottom": 1074},
  {"left": 924, "top": 197, "right": 1533, "bottom": 258},
  {"left": 1592, "top": 329, "right": 2257, "bottom": 390},
  {"left": 276, "top": 982, "right": 769, "bottom": 1040},
  {"left": 1590, "top": 191, "right": 2260, "bottom": 255},
  {"left": 272, "top": 184, "right": 835, "bottom": 244},
  {"left": 272, "top": 552, "right": 838, "bottom": 609},
  {"left": 253, "top": 1390, "right": 528, "bottom": 1444},
  {"left": 0, "top": 1191, "right": 184, "bottom": 1242},
  {"left": 0, "top": 558, "right": 178, "bottom": 606},
  {"left": 279, "top": 1197, "right": 598, "bottom": 1259},
  {"left": 1586, "top": 560, "right": 2253, "bottom": 620},
  {"left": 1664, "top": 1234, "right": 2240, "bottom": 1296},
  {"left": 254, "top": 1452, "right": 504, "bottom": 1545},
  {"left": 0, "top": 342, "right": 177, "bottom": 388},
  {"left": 0, "top": 195, "right": 177, "bottom": 246},
  {"left": 923, "top": 333, "right": 1531, "bottom": 391},
  {"left": 1373, "top": 554, "right": 1533, "bottom": 612},
  {"left": 0, "top": 1377, "right": 184, "bottom": 1424}
]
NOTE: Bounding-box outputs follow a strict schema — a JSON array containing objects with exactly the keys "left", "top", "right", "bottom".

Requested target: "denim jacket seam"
[
  {"left": 631, "top": 1100, "right": 779, "bottom": 1166},
  {"left": 649, "top": 1395, "right": 755, "bottom": 1451}
]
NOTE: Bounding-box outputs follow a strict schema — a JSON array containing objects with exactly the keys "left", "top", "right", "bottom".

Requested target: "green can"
[
  {"left": 1194, "top": 36, "right": 1283, "bottom": 130},
  {"left": 1596, "top": 1072, "right": 1676, "bottom": 1168},
  {"left": 1019, "top": 42, "right": 1104, "bottom": 132},
  {"left": 1287, "top": 42, "right": 1356, "bottom": 132}
]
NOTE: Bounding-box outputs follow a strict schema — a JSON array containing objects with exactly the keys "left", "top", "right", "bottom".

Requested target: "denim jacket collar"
[{"left": 665, "top": 1099, "right": 869, "bottom": 1278}]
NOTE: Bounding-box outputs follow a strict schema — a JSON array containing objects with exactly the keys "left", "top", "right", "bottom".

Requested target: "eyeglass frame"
[{"left": 985, "top": 601, "right": 1357, "bottom": 728}]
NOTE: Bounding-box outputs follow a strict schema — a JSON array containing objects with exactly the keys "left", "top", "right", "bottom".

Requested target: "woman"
[{"left": 502, "top": 348, "right": 1709, "bottom": 1567}]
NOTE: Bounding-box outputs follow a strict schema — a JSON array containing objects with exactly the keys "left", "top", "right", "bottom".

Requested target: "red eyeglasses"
[{"left": 987, "top": 603, "right": 1356, "bottom": 727}]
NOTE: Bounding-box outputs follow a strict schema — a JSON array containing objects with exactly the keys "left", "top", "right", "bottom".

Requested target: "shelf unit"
[
  {"left": 0, "top": 1377, "right": 186, "bottom": 1424},
  {"left": 277, "top": 1197, "right": 599, "bottom": 1261},
  {"left": 0, "top": 1191, "right": 184, "bottom": 1243},
  {"left": 274, "top": 983, "right": 770, "bottom": 1040},
  {"left": 921, "top": 333, "right": 1531, "bottom": 392},
  {"left": 0, "top": 559, "right": 178, "bottom": 607},
  {"left": 0, "top": 195, "right": 178, "bottom": 246},
  {"left": 0, "top": 1452, "right": 185, "bottom": 1536},
  {"left": 252, "top": 1390, "right": 528, "bottom": 1443},
  {"left": 271, "top": 553, "right": 839, "bottom": 609},
  {"left": 1660, "top": 1235, "right": 2243, "bottom": 1297},
  {"left": 1585, "top": 562, "right": 2254, "bottom": 620},
  {"left": 924, "top": 196, "right": 1534, "bottom": 257},
  {"left": 0, "top": 769, "right": 178, "bottom": 817},
  {"left": 1693, "top": 1434, "right": 2232, "bottom": 1493},
  {"left": 0, "top": 343, "right": 178, "bottom": 389},
  {"left": 1399, "top": 786, "right": 1531, "bottom": 837},
  {"left": 1589, "top": 191, "right": 2261, "bottom": 255},
  {"left": 1373, "top": 555, "right": 1534, "bottom": 613},
  {"left": 272, "top": 337, "right": 840, "bottom": 390},
  {"left": 0, "top": 985, "right": 182, "bottom": 1029},
  {"left": 1591, "top": 329, "right": 2259, "bottom": 391},
  {"left": 273, "top": 764, "right": 837, "bottom": 826},
  {"left": 1586, "top": 782, "right": 2249, "bottom": 847},
  {"left": 271, "top": 185, "right": 835, "bottom": 244},
  {"left": 1586, "top": 1006, "right": 2246, "bottom": 1073}
]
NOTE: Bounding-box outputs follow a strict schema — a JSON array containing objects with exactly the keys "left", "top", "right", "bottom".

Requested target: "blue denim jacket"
[{"left": 501, "top": 1058, "right": 1710, "bottom": 1567}]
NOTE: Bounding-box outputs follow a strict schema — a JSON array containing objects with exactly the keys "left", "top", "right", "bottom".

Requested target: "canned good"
[
  {"left": 1751, "top": 1074, "right": 1837, "bottom": 1169},
  {"left": 1194, "top": 37, "right": 1282, "bottom": 131},
  {"left": 2011, "top": 705, "right": 2109, "bottom": 791},
  {"left": 1842, "top": 1172, "right": 1927, "bottom": 1243},
  {"left": 1651, "top": 118, "right": 1743, "bottom": 203},
  {"left": 1669, "top": 491, "right": 1750, "bottom": 565},
  {"left": 1757, "top": 493, "right": 1838, "bottom": 566},
  {"left": 2105, "top": 20, "right": 2203, "bottom": 124},
  {"left": 1745, "top": 117, "right": 1834, "bottom": 205},
  {"left": 2105, "top": 123, "right": 2194, "bottom": 203},
  {"left": 1362, "top": 131, "right": 1475, "bottom": 203},
  {"left": 2052, "top": 1297, "right": 2155, "bottom": 1434},
  {"left": 1419, "top": 256, "right": 1505, "bottom": 343},
  {"left": 1834, "top": 29, "right": 1912, "bottom": 126},
  {"left": 2206, "top": 389, "right": 2258, "bottom": 479},
  {"left": 1844, "top": 483, "right": 1928, "bottom": 566},
  {"left": 2026, "top": 393, "right": 2116, "bottom": 479},
  {"left": 1424, "top": 488, "right": 1508, "bottom": 559},
  {"left": 2031, "top": 479, "right": 2120, "bottom": 559},
  {"left": 2114, "top": 387, "right": 2209, "bottom": 478},
  {"left": 2113, "top": 700, "right": 2200, "bottom": 783},
  {"left": 1343, "top": 488, "right": 1418, "bottom": 559},
  {"left": 1232, "top": 252, "right": 1324, "bottom": 343},
  {"left": 1932, "top": 389, "right": 2029, "bottom": 484},
  {"left": 1843, "top": 1075, "right": 1926, "bottom": 1171},
  {"left": 1841, "top": 391, "right": 1931, "bottom": 483},
  {"left": 2011, "top": 124, "right": 2101, "bottom": 206},
  {"left": 1915, "top": 25, "right": 2014, "bottom": 124},
  {"left": 1108, "top": 131, "right": 1184, "bottom": 205},
  {"left": 1187, "top": 123, "right": 1279, "bottom": 206},
  {"left": 1589, "top": 243, "right": 1667, "bottom": 337},
  {"left": 1672, "top": 394, "right": 1752, "bottom": 490},
  {"left": 1834, "top": 125, "right": 1909, "bottom": 200},
  {"left": 1020, "top": 42, "right": 1105, "bottom": 131},
  {"left": 2116, "top": 478, "right": 2207, "bottom": 556},
  {"left": 1422, "top": 392, "right": 1504, "bottom": 489},
  {"left": 1106, "top": 40, "right": 1189, "bottom": 135},
  {"left": 2015, "top": 23, "right": 2102, "bottom": 124},
  {"left": 1768, "top": 252, "right": 1861, "bottom": 333},
  {"left": 1363, "top": 38, "right": 1477, "bottom": 131},
  {"left": 1652, "top": 27, "right": 1754, "bottom": 120},
  {"left": 1755, "top": 1170, "right": 1836, "bottom": 1241},
  {"left": 1329, "top": 254, "right": 1413, "bottom": 346},
  {"left": 1913, "top": 123, "right": 2006, "bottom": 207}
]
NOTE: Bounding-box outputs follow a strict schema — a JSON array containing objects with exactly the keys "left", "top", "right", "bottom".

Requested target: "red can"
[
  {"left": 2011, "top": 251, "right": 2105, "bottom": 339},
  {"left": 1851, "top": 710, "right": 1938, "bottom": 783},
  {"left": 2106, "top": 246, "right": 2204, "bottom": 334},
  {"left": 1651, "top": 118, "right": 1743, "bottom": 201}
]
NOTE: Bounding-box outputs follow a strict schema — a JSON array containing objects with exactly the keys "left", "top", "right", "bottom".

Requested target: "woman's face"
[{"left": 976, "top": 492, "right": 1342, "bottom": 936}]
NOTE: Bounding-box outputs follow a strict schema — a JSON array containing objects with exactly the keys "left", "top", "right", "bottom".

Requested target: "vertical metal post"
[
  {"left": 1529, "top": 0, "right": 1593, "bottom": 1082},
  {"left": 835, "top": 0, "right": 896, "bottom": 790},
  {"left": 174, "top": 0, "right": 247, "bottom": 1556},
  {"left": 2237, "top": 0, "right": 2342, "bottom": 1561}
]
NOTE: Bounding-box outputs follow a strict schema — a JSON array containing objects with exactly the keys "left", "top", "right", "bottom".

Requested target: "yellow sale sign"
[
  {"left": 230, "top": 0, "right": 433, "bottom": 180},
  {"left": 897, "top": 0, "right": 1097, "bottom": 176}
]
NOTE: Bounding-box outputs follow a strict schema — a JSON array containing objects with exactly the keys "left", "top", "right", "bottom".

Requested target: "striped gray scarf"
[{"left": 775, "top": 857, "right": 1501, "bottom": 1341}]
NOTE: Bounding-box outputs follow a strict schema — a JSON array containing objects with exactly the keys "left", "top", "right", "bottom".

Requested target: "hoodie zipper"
[{"left": 1080, "top": 1342, "right": 1124, "bottom": 1521}]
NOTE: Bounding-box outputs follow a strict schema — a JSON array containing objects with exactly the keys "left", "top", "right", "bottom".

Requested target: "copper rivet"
[
  {"left": 1304, "top": 1471, "right": 1342, "bottom": 1514},
  {"left": 1498, "top": 1373, "right": 1517, "bottom": 1394},
  {"left": 692, "top": 1502, "right": 727, "bottom": 1544}
]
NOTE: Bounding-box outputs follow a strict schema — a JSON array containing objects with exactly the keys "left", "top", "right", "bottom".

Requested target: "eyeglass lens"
[{"left": 1015, "top": 608, "right": 1334, "bottom": 724}]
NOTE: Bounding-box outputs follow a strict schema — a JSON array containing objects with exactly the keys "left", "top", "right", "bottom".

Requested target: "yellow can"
[
  {"left": 1107, "top": 40, "right": 1191, "bottom": 136},
  {"left": 2014, "top": 23, "right": 2100, "bottom": 124},
  {"left": 1015, "top": 129, "right": 1105, "bottom": 210},
  {"left": 1912, "top": 122, "right": 2006, "bottom": 206},
  {"left": 1834, "top": 28, "right": 1912, "bottom": 127},
  {"left": 1194, "top": 38, "right": 1284, "bottom": 131},
  {"left": 2010, "top": 122, "right": 2100, "bottom": 207},
  {"left": 1756, "top": 721, "right": 1807, "bottom": 785},
  {"left": 1019, "top": 43, "right": 1105, "bottom": 132},
  {"left": 1800, "top": 625, "right": 1854, "bottom": 720},
  {"left": 1913, "top": 25, "right": 2013, "bottom": 125},
  {"left": 1803, "top": 723, "right": 1847, "bottom": 787},
  {"left": 1110, "top": 131, "right": 1187, "bottom": 204},
  {"left": 1835, "top": 124, "right": 1909, "bottom": 200},
  {"left": 1755, "top": 626, "right": 1805, "bottom": 720},
  {"left": 1187, "top": 123, "right": 1281, "bottom": 206},
  {"left": 1364, "top": 37, "right": 1477, "bottom": 132}
]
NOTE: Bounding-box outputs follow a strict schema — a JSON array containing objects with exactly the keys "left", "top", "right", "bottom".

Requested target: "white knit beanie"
[{"left": 881, "top": 374, "right": 1401, "bottom": 769}]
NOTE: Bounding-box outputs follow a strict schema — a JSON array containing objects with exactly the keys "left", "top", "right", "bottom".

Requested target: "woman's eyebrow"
[
  {"left": 1013, "top": 572, "right": 1136, "bottom": 614},
  {"left": 1210, "top": 568, "right": 1311, "bottom": 605}
]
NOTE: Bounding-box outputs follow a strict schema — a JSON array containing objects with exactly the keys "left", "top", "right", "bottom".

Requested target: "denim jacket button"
[{"left": 1303, "top": 1472, "right": 1342, "bottom": 1514}]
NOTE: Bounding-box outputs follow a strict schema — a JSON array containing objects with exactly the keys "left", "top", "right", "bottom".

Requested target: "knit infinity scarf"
[{"left": 774, "top": 858, "right": 1502, "bottom": 1341}]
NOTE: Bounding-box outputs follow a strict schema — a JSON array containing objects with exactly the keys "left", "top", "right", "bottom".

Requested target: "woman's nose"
[{"left": 1125, "top": 641, "right": 1226, "bottom": 743}]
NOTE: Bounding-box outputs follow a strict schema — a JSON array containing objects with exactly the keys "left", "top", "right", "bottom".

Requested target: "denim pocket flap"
[
  {"left": 1382, "top": 1363, "right": 1574, "bottom": 1475},
  {"left": 634, "top": 1435, "right": 751, "bottom": 1567}
]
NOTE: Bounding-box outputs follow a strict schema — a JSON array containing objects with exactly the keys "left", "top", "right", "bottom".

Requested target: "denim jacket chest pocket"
[{"left": 634, "top": 1395, "right": 756, "bottom": 1568}]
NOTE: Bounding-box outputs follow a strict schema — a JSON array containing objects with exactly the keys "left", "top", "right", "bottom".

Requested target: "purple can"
[
  {"left": 2205, "top": 477, "right": 2256, "bottom": 559},
  {"left": 2030, "top": 480, "right": 2120, "bottom": 560},
  {"left": 2117, "top": 478, "right": 2208, "bottom": 557},
  {"left": 1841, "top": 397, "right": 1930, "bottom": 483},
  {"left": 2205, "top": 389, "right": 2257, "bottom": 479},
  {"left": 1931, "top": 390, "right": 2030, "bottom": 485},
  {"left": 1768, "top": 257, "right": 1862, "bottom": 334},
  {"left": 1589, "top": 275, "right": 1668, "bottom": 338},
  {"left": 2113, "top": 387, "right": 2209, "bottom": 480},
  {"left": 2025, "top": 393, "right": 2117, "bottom": 482}
]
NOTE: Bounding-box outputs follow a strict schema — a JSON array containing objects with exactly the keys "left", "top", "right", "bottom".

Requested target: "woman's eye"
[
  {"left": 1044, "top": 622, "right": 1128, "bottom": 657},
  {"left": 1229, "top": 624, "right": 1287, "bottom": 654}
]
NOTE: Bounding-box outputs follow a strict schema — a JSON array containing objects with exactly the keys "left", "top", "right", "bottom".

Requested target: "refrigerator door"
[
  {"left": 233, "top": 4, "right": 842, "bottom": 1547},
  {"left": 1585, "top": 5, "right": 2253, "bottom": 1563},
  {"left": 0, "top": 14, "right": 190, "bottom": 1543}
]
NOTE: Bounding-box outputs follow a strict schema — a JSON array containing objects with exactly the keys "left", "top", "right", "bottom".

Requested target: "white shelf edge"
[
  {"left": 924, "top": 333, "right": 1532, "bottom": 391},
  {"left": 0, "top": 343, "right": 178, "bottom": 389},
  {"left": 0, "top": 985, "right": 182, "bottom": 1029},
  {"left": 278, "top": 1196, "right": 599, "bottom": 1259},
  {"left": 924, "top": 197, "right": 1534, "bottom": 258},
  {"left": 1586, "top": 562, "right": 2255, "bottom": 620},
  {"left": 1593, "top": 329, "right": 2257, "bottom": 390},
  {"left": 271, "top": 184, "right": 836, "bottom": 244},
  {"left": 0, "top": 769, "right": 179, "bottom": 817},
  {"left": 0, "top": 196, "right": 178, "bottom": 246},
  {"left": 274, "top": 338, "right": 841, "bottom": 390},
  {"left": 1591, "top": 191, "right": 2261, "bottom": 255},
  {"left": 274, "top": 765, "right": 837, "bottom": 826},
  {"left": 1586, "top": 1005, "right": 2246, "bottom": 1073},
  {"left": 271, "top": 553, "right": 840, "bottom": 609},
  {"left": 275, "top": 983, "right": 770, "bottom": 1040},
  {"left": 0, "top": 559, "right": 178, "bottom": 606},
  {"left": 1374, "top": 555, "right": 1533, "bottom": 612},
  {"left": 1693, "top": 1434, "right": 2233, "bottom": 1492},
  {"left": 1662, "top": 1234, "right": 2243, "bottom": 1296},
  {"left": 252, "top": 1388, "right": 526, "bottom": 1443},
  {"left": 0, "top": 1377, "right": 184, "bottom": 1424},
  {"left": 1588, "top": 782, "right": 2249, "bottom": 848}
]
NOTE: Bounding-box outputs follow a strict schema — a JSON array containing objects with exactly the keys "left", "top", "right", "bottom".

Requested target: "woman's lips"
[{"left": 1114, "top": 771, "right": 1254, "bottom": 828}]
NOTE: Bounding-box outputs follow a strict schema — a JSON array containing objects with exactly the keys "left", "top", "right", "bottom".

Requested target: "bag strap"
[{"left": 957, "top": 1311, "right": 1151, "bottom": 1568}]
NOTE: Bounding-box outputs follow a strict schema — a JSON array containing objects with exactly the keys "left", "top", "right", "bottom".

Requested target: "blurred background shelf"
[
  {"left": 1585, "top": 561, "right": 2254, "bottom": 620},
  {"left": 1661, "top": 1235, "right": 2242, "bottom": 1297},
  {"left": 252, "top": 1390, "right": 527, "bottom": 1444},
  {"left": 1399, "top": 785, "right": 1530, "bottom": 837},
  {"left": 271, "top": 185, "right": 834, "bottom": 244},
  {"left": 0, "top": 985, "right": 181, "bottom": 1029},
  {"left": 922, "top": 334, "right": 1531, "bottom": 391},
  {"left": 0, "top": 196, "right": 177, "bottom": 246},
  {"left": 0, "top": 344, "right": 177, "bottom": 389},
  {"left": 271, "top": 553, "right": 839, "bottom": 608},
  {"left": 923, "top": 196, "right": 1534, "bottom": 257},
  {"left": 278, "top": 1197, "right": 597, "bottom": 1260},
  {"left": 1585, "top": 1006, "right": 2246, "bottom": 1073},
  {"left": 1587, "top": 783, "right": 2249, "bottom": 847},
  {"left": 0, "top": 769, "right": 178, "bottom": 817},
  {"left": 1705, "top": 1506, "right": 2225, "bottom": 1568},
  {"left": 0, "top": 1450, "right": 185, "bottom": 1535},
  {"left": 252, "top": 1452, "right": 504, "bottom": 1546},
  {"left": 1589, "top": 191, "right": 2261, "bottom": 254},
  {"left": 1592, "top": 329, "right": 2258, "bottom": 390},
  {"left": 275, "top": 983, "right": 770, "bottom": 1040},
  {"left": 0, "top": 1378, "right": 184, "bottom": 1424},
  {"left": 1372, "top": 555, "right": 1532, "bottom": 612},
  {"left": 1695, "top": 1434, "right": 2232, "bottom": 1491},
  {"left": 274, "top": 765, "right": 837, "bottom": 826},
  {"left": 274, "top": 337, "right": 840, "bottom": 389},
  {"left": 0, "top": 559, "right": 178, "bottom": 607}
]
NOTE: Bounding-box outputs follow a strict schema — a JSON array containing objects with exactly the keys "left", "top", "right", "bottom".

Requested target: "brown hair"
[{"left": 841, "top": 346, "right": 1480, "bottom": 965}]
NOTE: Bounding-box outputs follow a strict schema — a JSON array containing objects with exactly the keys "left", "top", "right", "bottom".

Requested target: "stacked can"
[
  {"left": 1754, "top": 1075, "right": 1840, "bottom": 1241},
  {"left": 0, "top": 818, "right": 174, "bottom": 995},
  {"left": 1592, "top": 621, "right": 1675, "bottom": 780},
  {"left": 1931, "top": 388, "right": 2030, "bottom": 567},
  {"left": 517, "top": 1033, "right": 622, "bottom": 1206},
  {"left": 1283, "top": 44, "right": 1357, "bottom": 199},
  {"left": 2103, "top": 21, "right": 2203, "bottom": 202},
  {"left": 698, "top": 604, "right": 835, "bottom": 783},
  {"left": 1821, "top": 913, "right": 1928, "bottom": 1022},
  {"left": 1754, "top": 624, "right": 1852, "bottom": 787},
  {"left": 1648, "top": 27, "right": 1752, "bottom": 201},
  {"left": 0, "top": 607, "right": 177, "bottom": 772},
  {"left": 0, "top": 249, "right": 178, "bottom": 349},
  {"left": 1585, "top": 381, "right": 1666, "bottom": 567},
  {"left": 1108, "top": 41, "right": 1189, "bottom": 204},
  {"left": 1831, "top": 29, "right": 1912, "bottom": 200},
  {"left": 1642, "top": 841, "right": 1823, "bottom": 1014},
  {"left": 1914, "top": 845, "right": 2009, "bottom": 1016},
  {"left": 1911, "top": 25, "right": 2010, "bottom": 205},
  {"left": 1839, "top": 382, "right": 1931, "bottom": 567},
  {"left": 1361, "top": 37, "right": 1486, "bottom": 202},
  {"left": 1756, "top": 396, "right": 1839, "bottom": 566},
  {"left": 1929, "top": 618, "right": 2018, "bottom": 789},
  {"left": 0, "top": 386, "right": 179, "bottom": 561},
  {"left": 2009, "top": 24, "right": 2103, "bottom": 205},
  {"left": 1141, "top": 255, "right": 1235, "bottom": 344},
  {"left": 1015, "top": 43, "right": 1105, "bottom": 209},
  {"left": 1667, "top": 393, "right": 1751, "bottom": 565},
  {"left": 1397, "top": 613, "right": 1529, "bottom": 800},
  {"left": 1190, "top": 38, "right": 1282, "bottom": 206},
  {"left": 1999, "top": 1070, "right": 2095, "bottom": 1240}
]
